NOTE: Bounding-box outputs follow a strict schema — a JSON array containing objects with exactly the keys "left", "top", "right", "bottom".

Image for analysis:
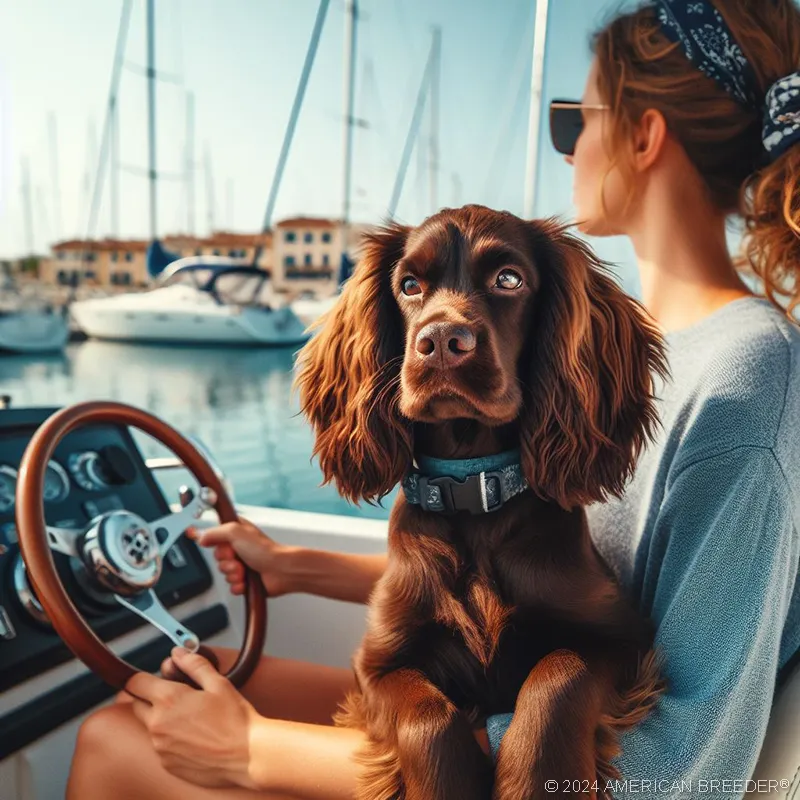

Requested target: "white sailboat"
[
  {"left": 0, "top": 309, "right": 69, "bottom": 354},
  {"left": 0, "top": 266, "right": 69, "bottom": 354}
]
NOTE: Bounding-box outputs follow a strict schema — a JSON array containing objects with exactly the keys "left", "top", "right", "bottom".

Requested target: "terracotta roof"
[
  {"left": 276, "top": 217, "right": 339, "bottom": 229},
  {"left": 52, "top": 231, "right": 273, "bottom": 254},
  {"left": 52, "top": 238, "right": 149, "bottom": 252},
  {"left": 164, "top": 231, "right": 272, "bottom": 247}
]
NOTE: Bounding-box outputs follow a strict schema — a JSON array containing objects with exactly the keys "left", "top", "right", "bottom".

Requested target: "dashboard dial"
[
  {"left": 68, "top": 451, "right": 110, "bottom": 491},
  {"left": 43, "top": 460, "right": 70, "bottom": 504},
  {"left": 0, "top": 465, "right": 17, "bottom": 514}
]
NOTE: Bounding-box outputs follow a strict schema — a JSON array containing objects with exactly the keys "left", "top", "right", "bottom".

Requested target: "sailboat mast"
[
  {"left": 205, "top": 144, "right": 216, "bottom": 233},
  {"left": 21, "top": 157, "right": 34, "bottom": 256},
  {"left": 523, "top": 0, "right": 550, "bottom": 219},
  {"left": 428, "top": 26, "right": 441, "bottom": 213},
  {"left": 341, "top": 0, "right": 358, "bottom": 239},
  {"left": 186, "top": 91, "right": 195, "bottom": 235},
  {"left": 47, "top": 113, "right": 62, "bottom": 240},
  {"left": 146, "top": 0, "right": 158, "bottom": 240},
  {"left": 110, "top": 90, "right": 120, "bottom": 237}
]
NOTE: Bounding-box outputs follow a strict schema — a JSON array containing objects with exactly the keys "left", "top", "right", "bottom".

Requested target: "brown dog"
[{"left": 295, "top": 205, "right": 668, "bottom": 800}]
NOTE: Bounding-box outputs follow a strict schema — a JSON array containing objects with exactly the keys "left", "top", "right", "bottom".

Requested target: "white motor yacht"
[
  {"left": 290, "top": 291, "right": 340, "bottom": 327},
  {"left": 69, "top": 259, "right": 309, "bottom": 347}
]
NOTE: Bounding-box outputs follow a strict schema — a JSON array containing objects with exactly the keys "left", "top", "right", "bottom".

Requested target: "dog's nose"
[{"left": 415, "top": 323, "right": 477, "bottom": 367}]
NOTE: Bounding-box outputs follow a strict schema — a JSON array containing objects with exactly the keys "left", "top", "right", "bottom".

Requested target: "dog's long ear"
[
  {"left": 519, "top": 219, "right": 669, "bottom": 509},
  {"left": 294, "top": 223, "right": 413, "bottom": 505}
]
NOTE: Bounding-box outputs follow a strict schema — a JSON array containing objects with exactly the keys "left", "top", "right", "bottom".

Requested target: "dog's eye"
[
  {"left": 495, "top": 269, "right": 523, "bottom": 290},
  {"left": 401, "top": 277, "right": 422, "bottom": 296}
]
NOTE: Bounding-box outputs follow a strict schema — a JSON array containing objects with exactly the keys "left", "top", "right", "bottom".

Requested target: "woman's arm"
[
  {"left": 282, "top": 547, "right": 388, "bottom": 605},
  {"left": 248, "top": 714, "right": 489, "bottom": 797},
  {"left": 195, "top": 520, "right": 388, "bottom": 604},
  {"left": 248, "top": 714, "right": 366, "bottom": 799}
]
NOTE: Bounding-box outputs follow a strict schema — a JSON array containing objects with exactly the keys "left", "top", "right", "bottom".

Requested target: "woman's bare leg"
[
  {"left": 68, "top": 651, "right": 359, "bottom": 800},
  {"left": 201, "top": 647, "right": 357, "bottom": 725}
]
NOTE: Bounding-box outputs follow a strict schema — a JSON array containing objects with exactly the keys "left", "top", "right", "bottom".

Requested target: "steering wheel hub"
[{"left": 82, "top": 511, "right": 163, "bottom": 595}]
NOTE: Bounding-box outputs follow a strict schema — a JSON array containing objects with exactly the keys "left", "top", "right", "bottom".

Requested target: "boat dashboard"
[{"left": 0, "top": 407, "right": 228, "bottom": 761}]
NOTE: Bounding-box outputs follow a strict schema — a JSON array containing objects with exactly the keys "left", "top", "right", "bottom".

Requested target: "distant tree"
[{"left": 19, "top": 256, "right": 40, "bottom": 277}]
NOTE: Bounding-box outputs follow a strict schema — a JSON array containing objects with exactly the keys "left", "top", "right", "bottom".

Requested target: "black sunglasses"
[{"left": 549, "top": 100, "right": 610, "bottom": 156}]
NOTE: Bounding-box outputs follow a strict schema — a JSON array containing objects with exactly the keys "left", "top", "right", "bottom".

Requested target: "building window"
[
  {"left": 111, "top": 252, "right": 119, "bottom": 262},
  {"left": 57, "top": 269, "right": 67, "bottom": 284},
  {"left": 229, "top": 249, "right": 238, "bottom": 257},
  {"left": 84, "top": 270, "right": 96, "bottom": 280},
  {"left": 304, "top": 232, "right": 313, "bottom": 243},
  {"left": 213, "top": 249, "right": 221, "bottom": 256},
  {"left": 322, "top": 254, "right": 329, "bottom": 267},
  {"left": 112, "top": 271, "right": 132, "bottom": 286},
  {"left": 195, "top": 248, "right": 202, "bottom": 256},
  {"left": 304, "top": 254, "right": 312, "bottom": 266},
  {"left": 57, "top": 251, "right": 66, "bottom": 260},
  {"left": 285, "top": 231, "right": 296, "bottom": 243},
  {"left": 321, "top": 232, "right": 332, "bottom": 243},
  {"left": 85, "top": 252, "right": 96, "bottom": 262},
  {"left": 125, "top": 252, "right": 133, "bottom": 262},
  {"left": 284, "top": 255, "right": 296, "bottom": 267}
]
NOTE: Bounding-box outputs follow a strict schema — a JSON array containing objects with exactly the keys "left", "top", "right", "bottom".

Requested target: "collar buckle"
[{"left": 416, "top": 470, "right": 506, "bottom": 515}]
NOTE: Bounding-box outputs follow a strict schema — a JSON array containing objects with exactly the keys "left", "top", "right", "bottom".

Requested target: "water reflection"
[{"left": 0, "top": 342, "right": 394, "bottom": 520}]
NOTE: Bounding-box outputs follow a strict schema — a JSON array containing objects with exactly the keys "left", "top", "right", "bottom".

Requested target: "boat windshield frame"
[{"left": 159, "top": 261, "right": 271, "bottom": 307}]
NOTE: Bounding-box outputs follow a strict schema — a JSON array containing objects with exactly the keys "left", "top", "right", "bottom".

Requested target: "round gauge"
[
  {"left": 43, "top": 460, "right": 70, "bottom": 504},
  {"left": 68, "top": 451, "right": 109, "bottom": 491},
  {"left": 0, "top": 465, "right": 17, "bottom": 514}
]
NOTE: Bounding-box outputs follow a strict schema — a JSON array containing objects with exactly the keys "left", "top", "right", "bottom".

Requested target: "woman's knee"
[
  {"left": 69, "top": 705, "right": 147, "bottom": 799},
  {"left": 74, "top": 704, "right": 149, "bottom": 776}
]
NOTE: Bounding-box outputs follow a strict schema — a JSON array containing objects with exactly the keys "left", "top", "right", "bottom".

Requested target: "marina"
[{"left": 12, "top": 2, "right": 797, "bottom": 800}]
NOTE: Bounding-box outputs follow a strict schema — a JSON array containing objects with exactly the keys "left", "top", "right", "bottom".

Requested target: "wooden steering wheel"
[{"left": 14, "top": 400, "right": 267, "bottom": 689}]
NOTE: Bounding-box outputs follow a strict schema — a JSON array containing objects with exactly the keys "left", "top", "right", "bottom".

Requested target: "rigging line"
[
  {"left": 171, "top": 0, "right": 186, "bottom": 89},
  {"left": 251, "top": 0, "right": 332, "bottom": 267},
  {"left": 82, "top": 0, "right": 133, "bottom": 263},
  {"left": 118, "top": 164, "right": 185, "bottom": 181},
  {"left": 387, "top": 34, "right": 437, "bottom": 220},
  {"left": 482, "top": 63, "right": 530, "bottom": 205},
  {"left": 481, "top": 3, "right": 537, "bottom": 203},
  {"left": 123, "top": 61, "right": 184, "bottom": 84}
]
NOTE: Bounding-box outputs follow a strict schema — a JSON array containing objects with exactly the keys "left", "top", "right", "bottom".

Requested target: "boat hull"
[
  {"left": 70, "top": 299, "right": 309, "bottom": 346},
  {"left": 291, "top": 295, "right": 340, "bottom": 327},
  {"left": 0, "top": 311, "right": 69, "bottom": 354}
]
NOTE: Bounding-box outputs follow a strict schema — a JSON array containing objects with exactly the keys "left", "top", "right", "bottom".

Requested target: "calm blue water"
[{"left": 0, "top": 341, "right": 394, "bottom": 520}]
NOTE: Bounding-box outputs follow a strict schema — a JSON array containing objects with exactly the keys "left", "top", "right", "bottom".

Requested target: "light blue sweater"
[{"left": 486, "top": 296, "right": 800, "bottom": 800}]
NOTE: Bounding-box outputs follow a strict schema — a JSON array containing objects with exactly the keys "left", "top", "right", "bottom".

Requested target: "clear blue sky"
[{"left": 0, "top": 0, "right": 642, "bottom": 292}]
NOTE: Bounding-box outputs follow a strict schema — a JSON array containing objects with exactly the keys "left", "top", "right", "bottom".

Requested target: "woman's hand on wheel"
[
  {"left": 123, "top": 647, "right": 262, "bottom": 789},
  {"left": 188, "top": 517, "right": 296, "bottom": 598}
]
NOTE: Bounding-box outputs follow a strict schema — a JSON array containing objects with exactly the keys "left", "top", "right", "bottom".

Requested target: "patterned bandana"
[
  {"left": 654, "top": 0, "right": 800, "bottom": 162},
  {"left": 763, "top": 73, "right": 800, "bottom": 161},
  {"left": 654, "top": 0, "right": 759, "bottom": 107}
]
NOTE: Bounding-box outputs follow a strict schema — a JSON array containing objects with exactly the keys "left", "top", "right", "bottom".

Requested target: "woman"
[{"left": 68, "top": 1, "right": 800, "bottom": 798}]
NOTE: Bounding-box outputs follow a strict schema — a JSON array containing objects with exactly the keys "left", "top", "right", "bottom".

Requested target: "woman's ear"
[
  {"left": 519, "top": 218, "right": 669, "bottom": 509},
  {"left": 633, "top": 108, "right": 668, "bottom": 172},
  {"left": 294, "top": 223, "right": 414, "bottom": 505}
]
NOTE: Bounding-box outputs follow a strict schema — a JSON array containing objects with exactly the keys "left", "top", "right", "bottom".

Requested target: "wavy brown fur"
[{"left": 296, "top": 205, "right": 669, "bottom": 800}]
